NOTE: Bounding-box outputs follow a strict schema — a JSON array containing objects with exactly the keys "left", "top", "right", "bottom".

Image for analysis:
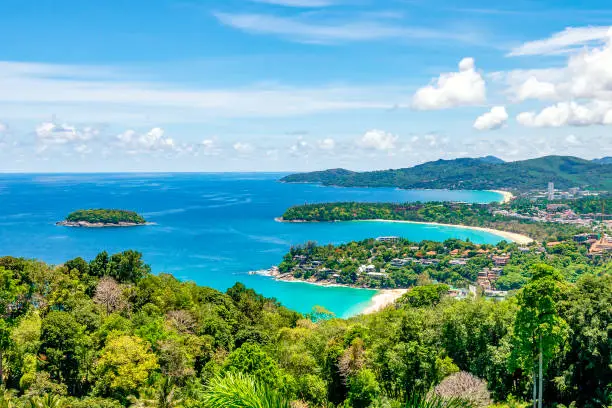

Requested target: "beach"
[
  {"left": 361, "top": 289, "right": 408, "bottom": 314},
  {"left": 361, "top": 219, "right": 533, "bottom": 245},
  {"left": 489, "top": 190, "right": 514, "bottom": 204}
]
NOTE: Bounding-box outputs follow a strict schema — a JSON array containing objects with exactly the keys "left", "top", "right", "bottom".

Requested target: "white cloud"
[
  {"left": 508, "top": 26, "right": 612, "bottom": 56},
  {"left": 317, "top": 138, "right": 335, "bottom": 150},
  {"left": 515, "top": 77, "right": 557, "bottom": 101},
  {"left": 198, "top": 139, "right": 221, "bottom": 156},
  {"left": 565, "top": 33, "right": 612, "bottom": 100},
  {"left": 233, "top": 142, "right": 254, "bottom": 154},
  {"left": 0, "top": 122, "right": 7, "bottom": 133},
  {"left": 0, "top": 61, "right": 405, "bottom": 123},
  {"left": 74, "top": 144, "right": 92, "bottom": 155},
  {"left": 473, "top": 106, "right": 508, "bottom": 130},
  {"left": 501, "top": 28, "right": 612, "bottom": 104},
  {"left": 357, "top": 129, "right": 398, "bottom": 151},
  {"left": 565, "top": 134, "right": 581, "bottom": 145},
  {"left": 213, "top": 12, "right": 476, "bottom": 45},
  {"left": 116, "top": 127, "right": 176, "bottom": 152},
  {"left": 412, "top": 58, "right": 486, "bottom": 110},
  {"left": 516, "top": 101, "right": 612, "bottom": 127},
  {"left": 35, "top": 122, "right": 98, "bottom": 144},
  {"left": 289, "top": 137, "right": 311, "bottom": 156}
]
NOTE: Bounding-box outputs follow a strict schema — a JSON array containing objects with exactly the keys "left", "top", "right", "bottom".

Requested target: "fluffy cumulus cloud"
[
  {"left": 116, "top": 127, "right": 176, "bottom": 152},
  {"left": 565, "top": 31, "right": 612, "bottom": 101},
  {"left": 357, "top": 129, "right": 398, "bottom": 151},
  {"left": 412, "top": 58, "right": 486, "bottom": 110},
  {"left": 289, "top": 137, "right": 310, "bottom": 156},
  {"left": 516, "top": 101, "right": 612, "bottom": 127},
  {"left": 36, "top": 122, "right": 98, "bottom": 144},
  {"left": 514, "top": 77, "right": 557, "bottom": 101},
  {"left": 506, "top": 28, "right": 612, "bottom": 101},
  {"left": 317, "top": 138, "right": 335, "bottom": 150},
  {"left": 473, "top": 106, "right": 509, "bottom": 131},
  {"left": 198, "top": 139, "right": 221, "bottom": 156},
  {"left": 288, "top": 137, "right": 336, "bottom": 157},
  {"left": 233, "top": 142, "right": 254, "bottom": 154}
]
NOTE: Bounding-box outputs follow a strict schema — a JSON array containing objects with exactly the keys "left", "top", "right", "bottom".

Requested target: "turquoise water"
[{"left": 0, "top": 173, "right": 504, "bottom": 317}]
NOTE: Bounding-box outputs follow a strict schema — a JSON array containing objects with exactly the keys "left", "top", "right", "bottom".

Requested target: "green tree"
[
  {"left": 511, "top": 264, "right": 569, "bottom": 408},
  {"left": 348, "top": 368, "right": 380, "bottom": 408},
  {"left": 93, "top": 335, "right": 158, "bottom": 401},
  {"left": 40, "top": 312, "right": 84, "bottom": 391}
]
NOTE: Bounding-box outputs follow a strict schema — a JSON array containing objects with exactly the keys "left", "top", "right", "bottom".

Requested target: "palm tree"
[
  {"left": 27, "top": 394, "right": 66, "bottom": 408},
  {"left": 128, "top": 377, "right": 184, "bottom": 408},
  {"left": 201, "top": 372, "right": 291, "bottom": 408},
  {"left": 404, "top": 393, "right": 475, "bottom": 408}
]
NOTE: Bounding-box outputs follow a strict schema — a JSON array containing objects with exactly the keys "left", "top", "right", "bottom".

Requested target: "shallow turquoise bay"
[{"left": 0, "top": 173, "right": 504, "bottom": 317}]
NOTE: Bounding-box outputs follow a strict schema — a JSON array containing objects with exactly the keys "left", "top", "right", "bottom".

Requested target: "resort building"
[
  {"left": 492, "top": 254, "right": 510, "bottom": 266},
  {"left": 376, "top": 236, "right": 400, "bottom": 243}
]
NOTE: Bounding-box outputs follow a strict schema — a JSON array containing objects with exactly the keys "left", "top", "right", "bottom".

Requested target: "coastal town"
[
  {"left": 494, "top": 183, "right": 611, "bottom": 228},
  {"left": 265, "top": 182, "right": 612, "bottom": 305},
  {"left": 265, "top": 229, "right": 611, "bottom": 300}
]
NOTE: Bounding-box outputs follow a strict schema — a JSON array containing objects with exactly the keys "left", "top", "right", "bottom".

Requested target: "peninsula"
[
  {"left": 57, "top": 209, "right": 147, "bottom": 227},
  {"left": 278, "top": 201, "right": 596, "bottom": 242}
]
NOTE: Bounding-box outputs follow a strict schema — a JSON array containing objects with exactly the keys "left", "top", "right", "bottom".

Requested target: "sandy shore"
[
  {"left": 488, "top": 190, "right": 514, "bottom": 204},
  {"left": 361, "top": 289, "right": 408, "bottom": 314},
  {"left": 360, "top": 219, "right": 533, "bottom": 245}
]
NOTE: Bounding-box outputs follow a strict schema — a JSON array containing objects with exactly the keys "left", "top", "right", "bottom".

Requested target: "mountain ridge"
[{"left": 281, "top": 155, "right": 612, "bottom": 191}]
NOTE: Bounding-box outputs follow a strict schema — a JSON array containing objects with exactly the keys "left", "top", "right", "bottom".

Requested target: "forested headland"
[
  {"left": 280, "top": 202, "right": 591, "bottom": 241},
  {"left": 0, "top": 250, "right": 609, "bottom": 407},
  {"left": 277, "top": 237, "right": 610, "bottom": 290}
]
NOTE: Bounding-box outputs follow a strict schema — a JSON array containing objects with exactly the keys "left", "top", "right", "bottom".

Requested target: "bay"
[{"left": 0, "top": 173, "right": 504, "bottom": 317}]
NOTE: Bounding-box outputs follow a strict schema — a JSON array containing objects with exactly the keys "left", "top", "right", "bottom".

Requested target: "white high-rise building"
[{"left": 548, "top": 182, "right": 555, "bottom": 200}]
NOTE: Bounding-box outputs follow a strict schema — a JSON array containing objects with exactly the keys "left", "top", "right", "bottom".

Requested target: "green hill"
[{"left": 281, "top": 155, "right": 612, "bottom": 191}]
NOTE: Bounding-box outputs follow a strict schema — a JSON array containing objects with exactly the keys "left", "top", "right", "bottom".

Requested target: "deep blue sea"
[{"left": 0, "top": 173, "right": 504, "bottom": 317}]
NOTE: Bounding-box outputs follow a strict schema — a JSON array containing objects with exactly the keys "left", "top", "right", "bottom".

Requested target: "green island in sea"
[{"left": 56, "top": 209, "right": 147, "bottom": 227}]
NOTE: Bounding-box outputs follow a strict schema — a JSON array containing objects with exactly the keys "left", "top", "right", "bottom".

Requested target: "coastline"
[
  {"left": 359, "top": 219, "right": 533, "bottom": 245},
  {"left": 361, "top": 289, "right": 408, "bottom": 315},
  {"left": 276, "top": 217, "right": 533, "bottom": 245},
  {"left": 488, "top": 190, "right": 514, "bottom": 204},
  {"left": 277, "top": 277, "right": 406, "bottom": 316},
  {"left": 56, "top": 221, "right": 151, "bottom": 228}
]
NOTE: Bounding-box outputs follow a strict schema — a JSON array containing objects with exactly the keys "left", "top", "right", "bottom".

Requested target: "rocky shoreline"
[
  {"left": 56, "top": 221, "right": 149, "bottom": 228},
  {"left": 251, "top": 266, "right": 380, "bottom": 289}
]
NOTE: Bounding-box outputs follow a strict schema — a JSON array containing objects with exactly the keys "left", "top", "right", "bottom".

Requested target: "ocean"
[{"left": 0, "top": 173, "right": 504, "bottom": 317}]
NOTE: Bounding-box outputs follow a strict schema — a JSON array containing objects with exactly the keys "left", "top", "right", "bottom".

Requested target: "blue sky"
[{"left": 0, "top": 0, "right": 611, "bottom": 172}]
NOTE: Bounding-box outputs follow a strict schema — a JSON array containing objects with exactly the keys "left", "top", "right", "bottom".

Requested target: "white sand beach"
[
  {"left": 361, "top": 289, "right": 408, "bottom": 314},
  {"left": 489, "top": 190, "right": 514, "bottom": 204},
  {"left": 361, "top": 219, "right": 533, "bottom": 245}
]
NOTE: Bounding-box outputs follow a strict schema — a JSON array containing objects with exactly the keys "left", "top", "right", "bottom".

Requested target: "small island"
[{"left": 56, "top": 209, "right": 147, "bottom": 228}]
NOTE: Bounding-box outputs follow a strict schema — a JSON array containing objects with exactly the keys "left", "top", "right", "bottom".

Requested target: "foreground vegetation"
[
  {"left": 64, "top": 209, "right": 146, "bottom": 225},
  {"left": 280, "top": 156, "right": 612, "bottom": 191},
  {"left": 281, "top": 202, "right": 592, "bottom": 241},
  {"left": 0, "top": 250, "right": 609, "bottom": 407}
]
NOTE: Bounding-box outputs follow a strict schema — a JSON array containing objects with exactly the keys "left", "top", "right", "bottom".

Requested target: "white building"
[{"left": 548, "top": 182, "right": 555, "bottom": 200}]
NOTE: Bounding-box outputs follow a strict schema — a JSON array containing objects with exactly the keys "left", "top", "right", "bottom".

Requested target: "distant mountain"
[
  {"left": 477, "top": 155, "right": 505, "bottom": 164},
  {"left": 281, "top": 156, "right": 612, "bottom": 191},
  {"left": 593, "top": 157, "right": 612, "bottom": 165}
]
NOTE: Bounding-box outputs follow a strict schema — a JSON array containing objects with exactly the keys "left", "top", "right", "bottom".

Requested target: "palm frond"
[{"left": 202, "top": 372, "right": 291, "bottom": 408}]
